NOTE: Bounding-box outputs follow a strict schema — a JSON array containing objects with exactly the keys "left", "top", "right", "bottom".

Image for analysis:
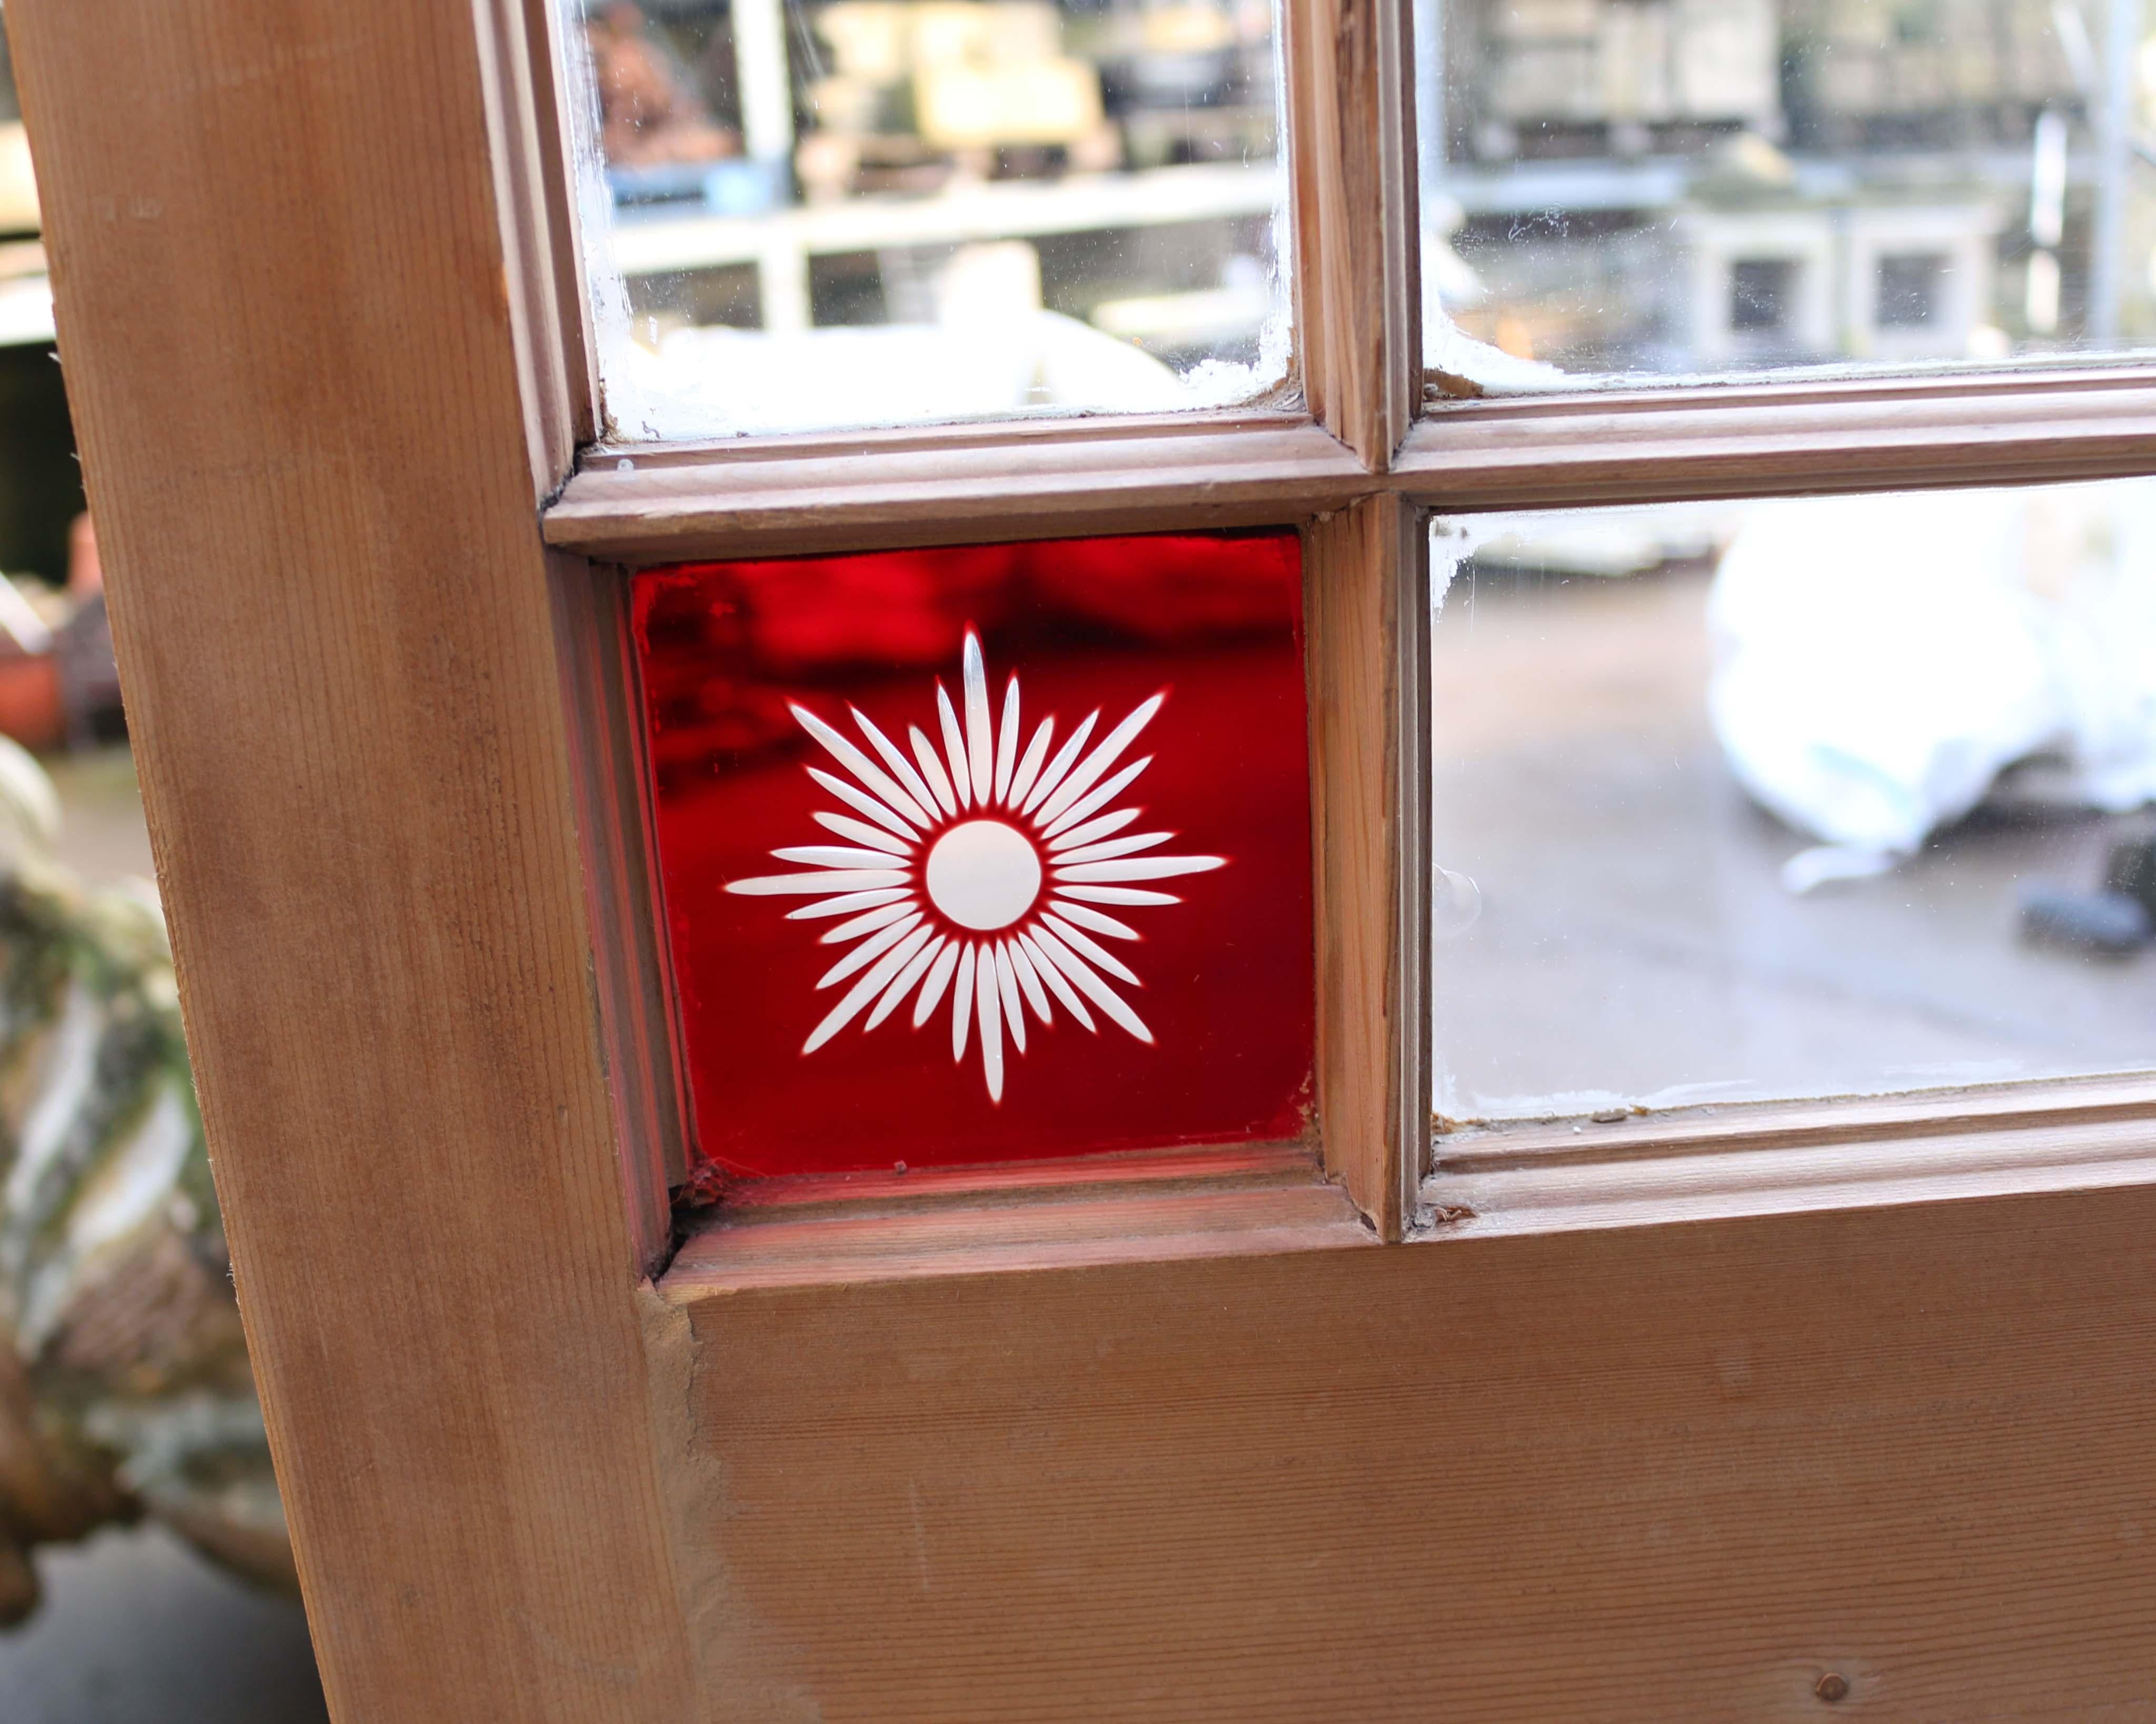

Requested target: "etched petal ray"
[
  {"left": 867, "top": 934, "right": 945, "bottom": 1030},
  {"left": 993, "top": 944, "right": 1027, "bottom": 1054},
  {"left": 913, "top": 941, "right": 962, "bottom": 1027},
  {"left": 993, "top": 678, "right": 1021, "bottom": 804},
  {"left": 1020, "top": 711, "right": 1098, "bottom": 815},
  {"left": 1007, "top": 717, "right": 1056, "bottom": 810},
  {"left": 962, "top": 633, "right": 994, "bottom": 805},
  {"left": 937, "top": 685, "right": 972, "bottom": 811},
  {"left": 1018, "top": 932, "right": 1095, "bottom": 1030},
  {"left": 1032, "top": 694, "right": 1164, "bottom": 829},
  {"left": 975, "top": 944, "right": 1005, "bottom": 1100},
  {"left": 790, "top": 704, "right": 934, "bottom": 828},
  {"left": 1047, "top": 807, "right": 1142, "bottom": 853},
  {"left": 1029, "top": 925, "right": 1152, "bottom": 1044},
  {"left": 728, "top": 869, "right": 910, "bottom": 895},
  {"left": 908, "top": 726, "right": 959, "bottom": 817},
  {"left": 808, "top": 768, "right": 918, "bottom": 840},
  {"left": 1039, "top": 757, "right": 1153, "bottom": 840},
  {"left": 802, "top": 923, "right": 935, "bottom": 1053}
]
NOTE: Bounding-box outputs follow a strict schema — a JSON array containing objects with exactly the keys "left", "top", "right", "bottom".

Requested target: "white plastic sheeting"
[{"left": 1707, "top": 482, "right": 2156, "bottom": 891}]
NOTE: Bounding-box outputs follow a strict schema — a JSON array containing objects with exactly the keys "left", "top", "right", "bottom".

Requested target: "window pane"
[
  {"left": 1429, "top": 480, "right": 2156, "bottom": 1122},
  {"left": 1419, "top": 0, "right": 2156, "bottom": 386},
  {"left": 563, "top": 0, "right": 1289, "bottom": 439},
  {"left": 633, "top": 532, "right": 1312, "bottom": 1177}
]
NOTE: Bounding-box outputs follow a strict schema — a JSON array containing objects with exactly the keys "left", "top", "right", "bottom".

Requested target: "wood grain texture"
[
  {"left": 670, "top": 1175, "right": 1372, "bottom": 1292},
  {"left": 668, "top": 1181, "right": 2156, "bottom": 1720},
  {"left": 8, "top": 3, "right": 699, "bottom": 1719},
  {"left": 549, "top": 554, "right": 687, "bottom": 1262},
  {"left": 544, "top": 414, "right": 1368, "bottom": 562},
  {"left": 1306, "top": 496, "right": 1429, "bottom": 1238},
  {"left": 713, "top": 1140, "right": 1323, "bottom": 1218},
  {"left": 1284, "top": 0, "right": 1420, "bottom": 465},
  {"left": 1402, "top": 364, "right": 2156, "bottom": 508}
]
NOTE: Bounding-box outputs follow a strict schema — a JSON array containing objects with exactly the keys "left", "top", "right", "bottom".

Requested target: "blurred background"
[
  {"left": 574, "top": 0, "right": 1295, "bottom": 433},
  {"left": 1432, "top": 483, "right": 2156, "bottom": 1123},
  {"left": 564, "top": 0, "right": 2156, "bottom": 432},
  {"left": 1428, "top": 0, "right": 2156, "bottom": 375},
  {"left": 569, "top": 0, "right": 2156, "bottom": 435}
]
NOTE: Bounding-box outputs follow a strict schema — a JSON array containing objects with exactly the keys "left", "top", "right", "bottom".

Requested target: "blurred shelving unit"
[
  {"left": 611, "top": 160, "right": 1283, "bottom": 333},
  {"left": 593, "top": 0, "right": 1287, "bottom": 373},
  {"left": 1424, "top": 0, "right": 2149, "bottom": 373}
]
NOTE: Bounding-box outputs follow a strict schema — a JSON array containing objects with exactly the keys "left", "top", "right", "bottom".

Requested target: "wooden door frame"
[
  {"left": 7, "top": 3, "right": 703, "bottom": 1716},
  {"left": 14, "top": 0, "right": 2156, "bottom": 1718}
]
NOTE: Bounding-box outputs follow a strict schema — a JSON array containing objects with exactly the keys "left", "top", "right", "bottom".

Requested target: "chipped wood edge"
[
  {"left": 1429, "top": 1109, "right": 2156, "bottom": 1238},
  {"left": 1437, "top": 1070, "right": 2156, "bottom": 1170},
  {"left": 1428, "top": 1071, "right": 2156, "bottom": 1235}
]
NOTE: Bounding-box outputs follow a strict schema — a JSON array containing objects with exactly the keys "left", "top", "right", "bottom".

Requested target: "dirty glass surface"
[
  {"left": 1428, "top": 481, "right": 2156, "bottom": 1122},
  {"left": 1419, "top": 0, "right": 2156, "bottom": 386},
  {"left": 562, "top": 0, "right": 1289, "bottom": 439},
  {"left": 633, "top": 532, "right": 1312, "bottom": 1176}
]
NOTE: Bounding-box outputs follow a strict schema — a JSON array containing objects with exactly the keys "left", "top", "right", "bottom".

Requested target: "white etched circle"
[{"left": 925, "top": 819, "right": 1041, "bottom": 931}]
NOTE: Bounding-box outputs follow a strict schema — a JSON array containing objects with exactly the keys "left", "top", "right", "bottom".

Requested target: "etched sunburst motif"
[{"left": 727, "top": 631, "right": 1226, "bottom": 1101}]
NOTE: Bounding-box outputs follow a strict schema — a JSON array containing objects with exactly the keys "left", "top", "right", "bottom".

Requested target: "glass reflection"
[
  {"left": 566, "top": 0, "right": 1289, "bottom": 438},
  {"left": 1430, "top": 482, "right": 2156, "bottom": 1122},
  {"left": 1420, "top": 0, "right": 2156, "bottom": 385}
]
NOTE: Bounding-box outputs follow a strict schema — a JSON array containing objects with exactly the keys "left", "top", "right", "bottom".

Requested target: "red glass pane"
[{"left": 632, "top": 532, "right": 1313, "bottom": 1178}]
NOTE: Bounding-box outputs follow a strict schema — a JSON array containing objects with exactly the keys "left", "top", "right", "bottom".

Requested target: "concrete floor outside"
[{"left": 1432, "top": 560, "right": 2156, "bottom": 1120}]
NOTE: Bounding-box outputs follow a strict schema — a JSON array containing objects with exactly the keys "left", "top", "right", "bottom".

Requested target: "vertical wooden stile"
[
  {"left": 513, "top": 0, "right": 605, "bottom": 447},
  {"left": 6, "top": 1, "right": 699, "bottom": 1718},
  {"left": 473, "top": 0, "right": 595, "bottom": 480},
  {"left": 1285, "top": 0, "right": 1423, "bottom": 467},
  {"left": 1286, "top": 0, "right": 1430, "bottom": 1232},
  {"left": 548, "top": 554, "right": 689, "bottom": 1263},
  {"left": 1307, "top": 494, "right": 1430, "bottom": 1238}
]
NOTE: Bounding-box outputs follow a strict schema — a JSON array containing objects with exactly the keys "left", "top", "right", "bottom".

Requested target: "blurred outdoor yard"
[
  {"left": 1431, "top": 545, "right": 2156, "bottom": 1121},
  {"left": 0, "top": 746, "right": 328, "bottom": 1724}
]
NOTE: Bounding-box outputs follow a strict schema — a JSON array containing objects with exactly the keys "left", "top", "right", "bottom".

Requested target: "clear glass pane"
[
  {"left": 1429, "top": 480, "right": 2156, "bottom": 1122},
  {"left": 1419, "top": 0, "right": 2156, "bottom": 386},
  {"left": 562, "top": 0, "right": 1289, "bottom": 439}
]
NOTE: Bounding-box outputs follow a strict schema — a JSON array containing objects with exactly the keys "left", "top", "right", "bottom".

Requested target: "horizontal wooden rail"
[
  {"left": 544, "top": 366, "right": 2156, "bottom": 560},
  {"left": 1398, "top": 362, "right": 2156, "bottom": 510},
  {"left": 659, "top": 1174, "right": 2156, "bottom": 1721},
  {"left": 543, "top": 412, "right": 1367, "bottom": 561},
  {"left": 1429, "top": 1071, "right": 2156, "bottom": 1236}
]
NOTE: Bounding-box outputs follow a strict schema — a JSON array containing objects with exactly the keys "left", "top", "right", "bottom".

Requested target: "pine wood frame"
[{"left": 14, "top": 0, "right": 2156, "bottom": 1718}]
